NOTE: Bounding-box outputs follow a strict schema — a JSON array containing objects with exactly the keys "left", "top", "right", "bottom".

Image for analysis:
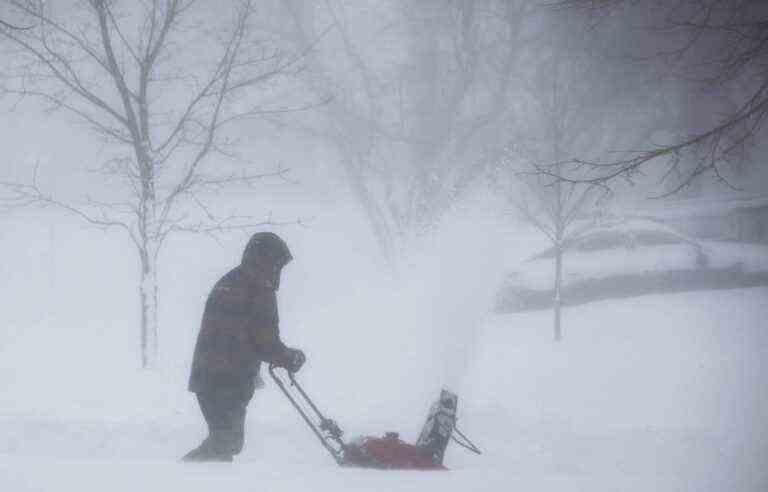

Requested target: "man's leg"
[
  {"left": 182, "top": 391, "right": 230, "bottom": 462},
  {"left": 206, "top": 385, "right": 249, "bottom": 457},
  {"left": 184, "top": 382, "right": 255, "bottom": 461}
]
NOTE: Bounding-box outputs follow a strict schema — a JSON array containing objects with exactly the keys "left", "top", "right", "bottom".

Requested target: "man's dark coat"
[{"left": 188, "top": 265, "right": 291, "bottom": 393}]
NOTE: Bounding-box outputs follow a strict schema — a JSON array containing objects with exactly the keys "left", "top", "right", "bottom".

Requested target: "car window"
[
  {"left": 531, "top": 247, "right": 556, "bottom": 259},
  {"left": 573, "top": 232, "right": 629, "bottom": 251},
  {"left": 630, "top": 230, "right": 685, "bottom": 247}
]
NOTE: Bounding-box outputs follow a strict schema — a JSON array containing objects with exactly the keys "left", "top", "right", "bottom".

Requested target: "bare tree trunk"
[
  {"left": 552, "top": 60, "right": 564, "bottom": 343},
  {"left": 553, "top": 244, "right": 563, "bottom": 342},
  {"left": 137, "top": 157, "right": 159, "bottom": 368},
  {"left": 139, "top": 248, "right": 159, "bottom": 369},
  {"left": 47, "top": 225, "right": 56, "bottom": 290}
]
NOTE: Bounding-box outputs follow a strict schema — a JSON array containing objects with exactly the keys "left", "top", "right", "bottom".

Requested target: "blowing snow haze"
[{"left": 0, "top": 0, "right": 767, "bottom": 491}]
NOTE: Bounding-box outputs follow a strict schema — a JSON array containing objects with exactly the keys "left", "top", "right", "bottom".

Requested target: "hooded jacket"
[{"left": 187, "top": 260, "right": 292, "bottom": 393}]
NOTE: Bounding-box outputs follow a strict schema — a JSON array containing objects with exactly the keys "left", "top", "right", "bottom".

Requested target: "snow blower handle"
[
  {"left": 284, "top": 370, "right": 344, "bottom": 441},
  {"left": 268, "top": 364, "right": 346, "bottom": 465}
]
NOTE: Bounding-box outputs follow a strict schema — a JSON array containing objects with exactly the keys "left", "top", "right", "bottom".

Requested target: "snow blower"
[{"left": 268, "top": 365, "right": 481, "bottom": 470}]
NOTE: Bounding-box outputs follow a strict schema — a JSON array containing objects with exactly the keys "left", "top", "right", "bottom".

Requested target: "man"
[{"left": 183, "top": 232, "right": 306, "bottom": 462}]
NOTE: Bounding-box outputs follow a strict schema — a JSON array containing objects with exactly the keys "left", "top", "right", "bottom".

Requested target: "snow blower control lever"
[{"left": 268, "top": 364, "right": 481, "bottom": 470}]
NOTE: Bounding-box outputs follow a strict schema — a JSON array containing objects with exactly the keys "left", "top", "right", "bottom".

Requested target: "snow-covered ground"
[{"left": 1, "top": 287, "right": 766, "bottom": 492}]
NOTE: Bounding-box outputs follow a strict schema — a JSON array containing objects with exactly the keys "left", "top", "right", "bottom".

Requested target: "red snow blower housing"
[{"left": 269, "top": 365, "right": 481, "bottom": 470}]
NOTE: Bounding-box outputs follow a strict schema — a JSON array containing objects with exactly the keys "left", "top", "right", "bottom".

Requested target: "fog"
[{"left": 1, "top": 1, "right": 767, "bottom": 491}]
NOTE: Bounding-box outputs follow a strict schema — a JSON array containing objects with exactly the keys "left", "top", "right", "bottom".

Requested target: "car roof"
[{"left": 529, "top": 218, "right": 700, "bottom": 260}]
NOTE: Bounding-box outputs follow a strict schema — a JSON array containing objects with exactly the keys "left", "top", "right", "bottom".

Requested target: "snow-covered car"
[{"left": 496, "top": 218, "right": 768, "bottom": 312}]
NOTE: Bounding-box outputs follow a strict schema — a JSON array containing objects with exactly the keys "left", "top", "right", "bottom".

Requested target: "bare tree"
[
  {"left": 0, "top": 0, "right": 305, "bottom": 368},
  {"left": 544, "top": 0, "right": 768, "bottom": 195},
  {"left": 489, "top": 9, "right": 648, "bottom": 341},
  {"left": 277, "top": 0, "right": 528, "bottom": 268},
  {"left": 494, "top": 96, "right": 604, "bottom": 342},
  {"left": 498, "top": 167, "right": 602, "bottom": 342}
]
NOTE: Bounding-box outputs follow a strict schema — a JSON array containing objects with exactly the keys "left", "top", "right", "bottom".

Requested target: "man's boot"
[{"left": 182, "top": 444, "right": 233, "bottom": 463}]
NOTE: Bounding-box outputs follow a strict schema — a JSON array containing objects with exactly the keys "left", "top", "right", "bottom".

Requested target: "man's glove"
[{"left": 283, "top": 347, "right": 306, "bottom": 373}]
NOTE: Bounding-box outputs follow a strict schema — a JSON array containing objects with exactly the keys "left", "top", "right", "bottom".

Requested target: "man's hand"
[{"left": 283, "top": 347, "right": 306, "bottom": 373}]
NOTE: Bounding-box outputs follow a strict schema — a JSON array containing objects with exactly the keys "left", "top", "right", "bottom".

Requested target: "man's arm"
[{"left": 247, "top": 289, "right": 298, "bottom": 368}]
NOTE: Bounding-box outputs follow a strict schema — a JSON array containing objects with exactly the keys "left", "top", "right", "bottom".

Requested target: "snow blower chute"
[{"left": 268, "top": 365, "right": 481, "bottom": 470}]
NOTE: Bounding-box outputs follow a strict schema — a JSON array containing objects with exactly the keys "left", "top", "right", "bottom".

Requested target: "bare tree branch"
[
  {"left": 542, "top": 0, "right": 768, "bottom": 193},
  {"left": 538, "top": 77, "right": 768, "bottom": 193},
  {"left": 0, "top": 21, "right": 129, "bottom": 125},
  {"left": 0, "top": 165, "right": 137, "bottom": 244},
  {"left": 0, "top": 16, "right": 31, "bottom": 30}
]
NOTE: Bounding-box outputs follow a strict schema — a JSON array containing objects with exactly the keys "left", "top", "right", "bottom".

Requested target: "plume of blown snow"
[{"left": 295, "top": 199, "right": 517, "bottom": 437}]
